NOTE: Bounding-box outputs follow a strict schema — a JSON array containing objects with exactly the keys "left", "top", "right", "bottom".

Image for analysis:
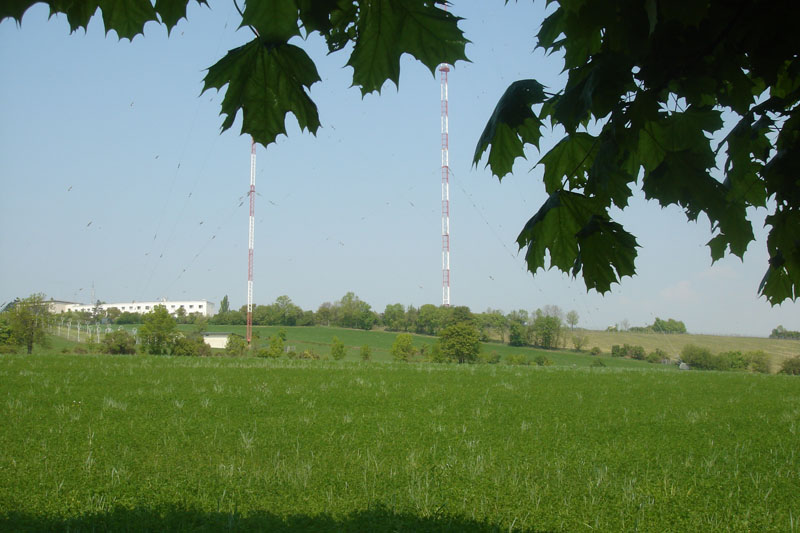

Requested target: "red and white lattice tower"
[
  {"left": 246, "top": 138, "right": 256, "bottom": 344},
  {"left": 439, "top": 61, "right": 451, "bottom": 307}
]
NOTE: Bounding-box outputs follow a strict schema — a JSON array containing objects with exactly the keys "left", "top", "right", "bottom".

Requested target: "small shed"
[{"left": 202, "top": 332, "right": 233, "bottom": 350}]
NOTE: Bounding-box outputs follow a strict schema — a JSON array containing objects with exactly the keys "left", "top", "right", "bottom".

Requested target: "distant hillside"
[{"left": 576, "top": 329, "right": 800, "bottom": 369}]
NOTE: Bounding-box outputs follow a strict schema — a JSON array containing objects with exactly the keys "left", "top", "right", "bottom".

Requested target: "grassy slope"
[
  {"left": 1, "top": 354, "right": 798, "bottom": 532},
  {"left": 576, "top": 329, "right": 800, "bottom": 364}
]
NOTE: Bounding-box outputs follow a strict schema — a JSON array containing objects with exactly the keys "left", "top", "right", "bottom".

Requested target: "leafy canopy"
[
  {"left": 473, "top": 0, "right": 800, "bottom": 304},
  {"left": 1, "top": 0, "right": 467, "bottom": 148},
  {"left": 5, "top": 0, "right": 799, "bottom": 303}
]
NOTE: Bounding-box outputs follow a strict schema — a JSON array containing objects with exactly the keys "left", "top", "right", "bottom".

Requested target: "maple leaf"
[
  {"left": 473, "top": 80, "right": 546, "bottom": 179},
  {"left": 203, "top": 39, "right": 321, "bottom": 147},
  {"left": 155, "top": 0, "right": 207, "bottom": 34},
  {"left": 347, "top": 0, "right": 468, "bottom": 95},
  {"left": 517, "top": 191, "right": 638, "bottom": 294},
  {"left": 240, "top": 0, "right": 301, "bottom": 43}
]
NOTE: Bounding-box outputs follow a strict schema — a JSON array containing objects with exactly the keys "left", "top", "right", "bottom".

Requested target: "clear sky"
[{"left": 1, "top": 1, "right": 797, "bottom": 336}]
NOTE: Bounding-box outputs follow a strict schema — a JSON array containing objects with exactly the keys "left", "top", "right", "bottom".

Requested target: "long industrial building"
[{"left": 57, "top": 299, "right": 216, "bottom": 317}]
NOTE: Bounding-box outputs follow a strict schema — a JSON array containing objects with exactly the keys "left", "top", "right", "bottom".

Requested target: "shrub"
[
  {"left": 571, "top": 334, "right": 589, "bottom": 351},
  {"left": 590, "top": 346, "right": 602, "bottom": 356},
  {"left": 225, "top": 334, "right": 248, "bottom": 357},
  {"left": 359, "top": 344, "right": 371, "bottom": 361},
  {"left": 258, "top": 335, "right": 285, "bottom": 358},
  {"left": 534, "top": 355, "right": 553, "bottom": 366},
  {"left": 504, "top": 354, "right": 529, "bottom": 366},
  {"left": 680, "top": 345, "right": 725, "bottom": 370},
  {"left": 718, "top": 350, "right": 749, "bottom": 370},
  {"left": 779, "top": 355, "right": 800, "bottom": 375},
  {"left": 590, "top": 359, "right": 606, "bottom": 367},
  {"left": 612, "top": 344, "right": 645, "bottom": 359},
  {"left": 292, "top": 349, "right": 320, "bottom": 360},
  {"left": 628, "top": 345, "right": 646, "bottom": 360},
  {"left": 477, "top": 351, "right": 501, "bottom": 364},
  {"left": 391, "top": 333, "right": 416, "bottom": 362},
  {"left": 171, "top": 336, "right": 197, "bottom": 356},
  {"left": 331, "top": 336, "right": 346, "bottom": 360},
  {"left": 102, "top": 330, "right": 137, "bottom": 355},
  {"left": 429, "top": 342, "right": 447, "bottom": 363},
  {"left": 745, "top": 351, "right": 771, "bottom": 374},
  {"left": 646, "top": 348, "right": 668, "bottom": 364}
]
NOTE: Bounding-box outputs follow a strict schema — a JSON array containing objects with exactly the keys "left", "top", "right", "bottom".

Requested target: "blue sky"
[{"left": 1, "top": 1, "right": 797, "bottom": 336}]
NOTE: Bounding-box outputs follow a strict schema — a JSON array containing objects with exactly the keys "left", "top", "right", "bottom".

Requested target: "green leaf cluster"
[
  {"left": 473, "top": 0, "right": 800, "bottom": 303},
  {"left": 3, "top": 1, "right": 467, "bottom": 148}
]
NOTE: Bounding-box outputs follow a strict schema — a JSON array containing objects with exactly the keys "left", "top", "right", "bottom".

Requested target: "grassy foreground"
[{"left": 2, "top": 354, "right": 799, "bottom": 532}]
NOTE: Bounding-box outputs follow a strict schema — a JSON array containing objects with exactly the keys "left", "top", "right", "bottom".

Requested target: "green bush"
[
  {"left": 477, "top": 351, "right": 501, "bottom": 364},
  {"left": 504, "top": 354, "right": 529, "bottom": 366},
  {"left": 331, "top": 336, "right": 346, "bottom": 360},
  {"left": 102, "top": 330, "right": 137, "bottom": 355},
  {"left": 681, "top": 345, "right": 726, "bottom": 370},
  {"left": 260, "top": 335, "right": 285, "bottom": 358},
  {"left": 534, "top": 355, "right": 553, "bottom": 366},
  {"left": 359, "top": 344, "right": 371, "bottom": 361},
  {"left": 292, "top": 349, "right": 320, "bottom": 360},
  {"left": 779, "top": 355, "right": 800, "bottom": 375},
  {"left": 590, "top": 346, "right": 602, "bottom": 356},
  {"left": 225, "top": 334, "right": 248, "bottom": 357},
  {"left": 718, "top": 350, "right": 749, "bottom": 370},
  {"left": 745, "top": 351, "right": 771, "bottom": 374},
  {"left": 391, "top": 333, "right": 416, "bottom": 362},
  {"left": 612, "top": 344, "right": 646, "bottom": 359},
  {"left": 646, "top": 348, "right": 668, "bottom": 364}
]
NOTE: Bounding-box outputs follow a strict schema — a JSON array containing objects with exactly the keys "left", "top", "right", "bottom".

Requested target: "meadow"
[{"left": 1, "top": 353, "right": 798, "bottom": 532}]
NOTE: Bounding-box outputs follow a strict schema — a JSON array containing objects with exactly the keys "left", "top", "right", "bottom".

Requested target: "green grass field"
[
  {"left": 2, "top": 353, "right": 798, "bottom": 532},
  {"left": 189, "top": 325, "right": 659, "bottom": 369}
]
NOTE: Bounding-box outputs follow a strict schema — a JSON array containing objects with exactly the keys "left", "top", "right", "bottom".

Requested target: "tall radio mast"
[
  {"left": 439, "top": 60, "right": 451, "bottom": 307},
  {"left": 246, "top": 138, "right": 256, "bottom": 344}
]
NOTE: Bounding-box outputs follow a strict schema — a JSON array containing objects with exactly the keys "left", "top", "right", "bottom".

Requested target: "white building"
[
  {"left": 47, "top": 299, "right": 80, "bottom": 314},
  {"left": 62, "top": 299, "right": 216, "bottom": 317}
]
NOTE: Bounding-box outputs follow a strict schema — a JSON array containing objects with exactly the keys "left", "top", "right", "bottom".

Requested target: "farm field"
[
  {"left": 2, "top": 354, "right": 799, "bottom": 532},
  {"left": 571, "top": 329, "right": 800, "bottom": 367}
]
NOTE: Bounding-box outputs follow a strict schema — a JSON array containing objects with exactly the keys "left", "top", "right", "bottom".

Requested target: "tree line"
[{"left": 770, "top": 325, "right": 800, "bottom": 340}]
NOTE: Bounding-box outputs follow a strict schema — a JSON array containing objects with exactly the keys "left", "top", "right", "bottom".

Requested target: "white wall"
[{"left": 63, "top": 300, "right": 215, "bottom": 317}]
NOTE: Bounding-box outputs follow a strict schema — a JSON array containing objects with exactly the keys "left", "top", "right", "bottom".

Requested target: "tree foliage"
[
  {"left": 330, "top": 335, "right": 346, "bottom": 360},
  {"left": 4, "top": 293, "right": 51, "bottom": 354},
  {"left": 101, "top": 329, "right": 136, "bottom": 355},
  {"left": 472, "top": 0, "right": 800, "bottom": 304},
  {"left": 438, "top": 321, "right": 481, "bottom": 363},
  {"left": 139, "top": 305, "right": 178, "bottom": 355},
  {"left": 3, "top": 0, "right": 466, "bottom": 147},
  {"left": 225, "top": 334, "right": 248, "bottom": 357},
  {"left": 770, "top": 325, "right": 800, "bottom": 340},
  {"left": 390, "top": 333, "right": 415, "bottom": 362}
]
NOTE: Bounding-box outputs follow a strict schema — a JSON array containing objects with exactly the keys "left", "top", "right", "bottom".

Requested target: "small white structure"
[
  {"left": 62, "top": 299, "right": 216, "bottom": 317},
  {"left": 202, "top": 333, "right": 233, "bottom": 349},
  {"left": 47, "top": 299, "right": 80, "bottom": 314}
]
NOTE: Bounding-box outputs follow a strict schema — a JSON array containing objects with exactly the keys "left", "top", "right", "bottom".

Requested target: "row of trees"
[
  {"left": 628, "top": 318, "right": 688, "bottom": 335},
  {"left": 770, "top": 325, "right": 800, "bottom": 340}
]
